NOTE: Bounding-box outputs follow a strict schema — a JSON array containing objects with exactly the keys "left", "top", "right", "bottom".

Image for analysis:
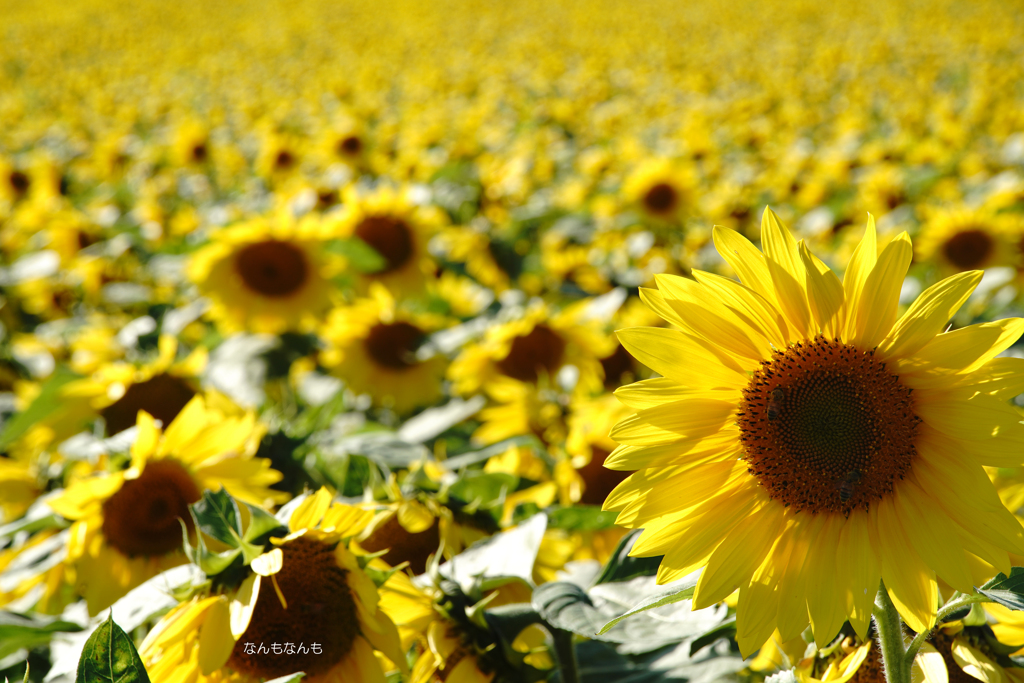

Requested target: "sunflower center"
[
  {"left": 496, "top": 324, "right": 566, "bottom": 383},
  {"left": 358, "top": 512, "right": 441, "bottom": 575},
  {"left": 642, "top": 182, "right": 679, "bottom": 215},
  {"left": 365, "top": 322, "right": 424, "bottom": 369},
  {"left": 235, "top": 240, "right": 309, "bottom": 297},
  {"left": 100, "top": 373, "right": 197, "bottom": 435},
  {"left": 228, "top": 536, "right": 359, "bottom": 678},
  {"left": 190, "top": 143, "right": 208, "bottom": 163},
  {"left": 943, "top": 229, "right": 994, "bottom": 270},
  {"left": 354, "top": 216, "right": 414, "bottom": 274},
  {"left": 738, "top": 336, "right": 920, "bottom": 514},
  {"left": 338, "top": 135, "right": 363, "bottom": 156},
  {"left": 9, "top": 170, "right": 29, "bottom": 196},
  {"left": 101, "top": 459, "right": 201, "bottom": 557},
  {"left": 849, "top": 642, "right": 885, "bottom": 683},
  {"left": 929, "top": 632, "right": 987, "bottom": 683},
  {"left": 274, "top": 150, "right": 296, "bottom": 170}
]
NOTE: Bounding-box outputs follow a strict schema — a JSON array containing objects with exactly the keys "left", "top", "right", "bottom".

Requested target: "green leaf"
[
  {"left": 190, "top": 488, "right": 242, "bottom": 547},
  {"left": 598, "top": 574, "right": 700, "bottom": 635},
  {"left": 241, "top": 504, "right": 285, "bottom": 544},
  {"left": 533, "top": 582, "right": 609, "bottom": 640},
  {"left": 0, "top": 612, "right": 84, "bottom": 660},
  {"left": 546, "top": 505, "right": 619, "bottom": 532},
  {"left": 688, "top": 618, "right": 736, "bottom": 656},
  {"left": 0, "top": 367, "right": 81, "bottom": 449},
  {"left": 0, "top": 513, "right": 69, "bottom": 542},
  {"left": 448, "top": 471, "right": 519, "bottom": 512},
  {"left": 325, "top": 238, "right": 386, "bottom": 273},
  {"left": 979, "top": 568, "right": 1024, "bottom": 611},
  {"left": 593, "top": 529, "right": 663, "bottom": 585},
  {"left": 75, "top": 614, "right": 150, "bottom": 683}
]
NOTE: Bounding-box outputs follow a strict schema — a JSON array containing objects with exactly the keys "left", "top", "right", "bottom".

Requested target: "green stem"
[
  {"left": 873, "top": 582, "right": 910, "bottom": 683},
  {"left": 903, "top": 593, "right": 990, "bottom": 664},
  {"left": 551, "top": 628, "right": 580, "bottom": 683}
]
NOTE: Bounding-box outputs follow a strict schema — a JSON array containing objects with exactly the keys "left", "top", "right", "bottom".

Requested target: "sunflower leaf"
[
  {"left": 979, "top": 568, "right": 1024, "bottom": 611},
  {"left": 241, "top": 503, "right": 286, "bottom": 544},
  {"left": 597, "top": 574, "right": 700, "bottom": 635},
  {"left": 326, "top": 237, "right": 386, "bottom": 273},
  {"left": 0, "top": 366, "right": 80, "bottom": 449},
  {"left": 0, "top": 612, "right": 84, "bottom": 660},
  {"left": 75, "top": 614, "right": 150, "bottom": 683},
  {"left": 593, "top": 529, "right": 663, "bottom": 585},
  {"left": 191, "top": 488, "right": 243, "bottom": 547},
  {"left": 688, "top": 617, "right": 737, "bottom": 656}
]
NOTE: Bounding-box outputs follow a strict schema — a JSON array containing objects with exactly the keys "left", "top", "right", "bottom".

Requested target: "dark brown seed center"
[
  {"left": 943, "top": 229, "right": 994, "bottom": 270},
  {"left": 738, "top": 336, "right": 920, "bottom": 514},
  {"left": 101, "top": 459, "right": 200, "bottom": 557},
  {"left": 235, "top": 240, "right": 309, "bottom": 297},
  {"left": 364, "top": 322, "right": 424, "bottom": 369},
  {"left": 100, "top": 374, "right": 197, "bottom": 436},
  {"left": 354, "top": 216, "right": 414, "bottom": 274},
  {"left": 228, "top": 536, "right": 360, "bottom": 678},
  {"left": 642, "top": 182, "right": 679, "bottom": 215},
  {"left": 495, "top": 324, "right": 566, "bottom": 383}
]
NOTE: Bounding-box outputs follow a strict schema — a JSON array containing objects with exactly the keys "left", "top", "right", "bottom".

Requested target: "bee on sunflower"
[
  {"left": 140, "top": 487, "right": 406, "bottom": 683},
  {"left": 604, "top": 208, "right": 1024, "bottom": 654},
  {"left": 188, "top": 211, "right": 339, "bottom": 334},
  {"left": 43, "top": 395, "right": 285, "bottom": 615}
]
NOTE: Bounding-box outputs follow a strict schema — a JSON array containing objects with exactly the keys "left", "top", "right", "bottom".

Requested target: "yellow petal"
[
  {"left": 841, "top": 215, "right": 878, "bottom": 341},
  {"left": 289, "top": 486, "right": 333, "bottom": 532},
  {"left": 877, "top": 271, "right": 983, "bottom": 360},
  {"left": 895, "top": 481, "right": 974, "bottom": 594},
  {"left": 761, "top": 208, "right": 811, "bottom": 338},
  {"left": 615, "top": 327, "right": 749, "bottom": 390},
  {"left": 951, "top": 639, "right": 1007, "bottom": 683},
  {"left": 251, "top": 547, "right": 283, "bottom": 576},
  {"left": 900, "top": 319, "right": 1024, "bottom": 376},
  {"left": 875, "top": 498, "right": 937, "bottom": 634},
  {"left": 198, "top": 597, "right": 234, "bottom": 675},
  {"left": 800, "top": 242, "right": 844, "bottom": 338},
  {"left": 712, "top": 225, "right": 780, "bottom": 312},
  {"left": 913, "top": 642, "right": 949, "bottom": 683},
  {"left": 609, "top": 398, "right": 736, "bottom": 446},
  {"left": 805, "top": 515, "right": 847, "bottom": 647},
  {"left": 131, "top": 411, "right": 161, "bottom": 468},
  {"left": 230, "top": 573, "right": 260, "bottom": 639},
  {"left": 692, "top": 270, "right": 789, "bottom": 348},
  {"left": 852, "top": 232, "right": 913, "bottom": 349},
  {"left": 835, "top": 508, "right": 879, "bottom": 640}
]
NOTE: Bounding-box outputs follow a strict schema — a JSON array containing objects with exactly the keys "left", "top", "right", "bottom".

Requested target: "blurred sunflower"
[
  {"left": 47, "top": 395, "right": 285, "bottom": 614},
  {"left": 140, "top": 488, "right": 405, "bottom": 683},
  {"left": 330, "top": 184, "right": 443, "bottom": 296},
  {"left": 58, "top": 335, "right": 206, "bottom": 438},
  {"left": 623, "top": 159, "right": 694, "bottom": 222},
  {"left": 605, "top": 208, "right": 1024, "bottom": 654},
  {"left": 916, "top": 205, "right": 1022, "bottom": 275},
  {"left": 189, "top": 212, "right": 337, "bottom": 334},
  {"left": 320, "top": 285, "right": 447, "bottom": 414},
  {"left": 448, "top": 301, "right": 613, "bottom": 396},
  {"left": 171, "top": 120, "right": 213, "bottom": 168}
]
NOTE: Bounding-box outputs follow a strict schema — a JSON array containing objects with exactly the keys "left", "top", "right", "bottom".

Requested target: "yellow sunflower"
[
  {"left": 328, "top": 184, "right": 444, "bottom": 296},
  {"left": 604, "top": 208, "right": 1024, "bottom": 654},
  {"left": 320, "top": 285, "right": 447, "bottom": 414},
  {"left": 189, "top": 212, "right": 338, "bottom": 334},
  {"left": 622, "top": 159, "right": 694, "bottom": 222},
  {"left": 140, "top": 488, "right": 405, "bottom": 683},
  {"left": 171, "top": 120, "right": 213, "bottom": 168},
  {"left": 46, "top": 395, "right": 285, "bottom": 615},
  {"left": 448, "top": 301, "right": 614, "bottom": 397},
  {"left": 916, "top": 205, "right": 1022, "bottom": 275},
  {"left": 55, "top": 335, "right": 206, "bottom": 439}
]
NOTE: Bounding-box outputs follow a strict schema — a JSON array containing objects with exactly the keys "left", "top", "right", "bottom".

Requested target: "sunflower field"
[{"left": 5, "top": 1, "right": 1024, "bottom": 683}]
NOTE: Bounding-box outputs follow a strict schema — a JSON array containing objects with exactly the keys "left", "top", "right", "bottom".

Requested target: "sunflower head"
[
  {"left": 142, "top": 488, "right": 406, "bottom": 683},
  {"left": 916, "top": 205, "right": 1022, "bottom": 275},
  {"left": 189, "top": 213, "right": 337, "bottom": 334},
  {"left": 623, "top": 159, "right": 694, "bottom": 221},
  {"left": 605, "top": 207, "right": 1024, "bottom": 654},
  {"left": 46, "top": 394, "right": 283, "bottom": 614}
]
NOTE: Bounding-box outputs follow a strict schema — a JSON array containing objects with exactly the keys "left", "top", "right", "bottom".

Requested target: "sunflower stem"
[
  {"left": 550, "top": 628, "right": 580, "bottom": 683},
  {"left": 873, "top": 582, "right": 910, "bottom": 683},
  {"left": 903, "top": 593, "right": 990, "bottom": 664}
]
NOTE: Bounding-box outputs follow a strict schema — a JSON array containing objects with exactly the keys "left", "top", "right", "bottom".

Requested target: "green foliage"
[
  {"left": 593, "top": 529, "right": 662, "bottom": 585},
  {"left": 75, "top": 614, "right": 150, "bottom": 683},
  {"left": 325, "top": 237, "right": 386, "bottom": 273},
  {"left": 0, "top": 612, "right": 84, "bottom": 661},
  {"left": 597, "top": 575, "right": 700, "bottom": 636},
  {"left": 0, "top": 367, "right": 80, "bottom": 449},
  {"left": 979, "top": 567, "right": 1024, "bottom": 611}
]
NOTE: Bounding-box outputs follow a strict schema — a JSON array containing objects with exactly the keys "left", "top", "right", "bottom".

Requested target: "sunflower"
[
  {"left": 171, "top": 120, "right": 213, "bottom": 168},
  {"left": 46, "top": 395, "right": 285, "bottom": 615},
  {"left": 0, "top": 454, "right": 39, "bottom": 523},
  {"left": 55, "top": 334, "right": 206, "bottom": 440},
  {"left": 189, "top": 212, "right": 338, "bottom": 334},
  {"left": 604, "top": 208, "right": 1024, "bottom": 655},
  {"left": 320, "top": 285, "right": 447, "bottom": 414},
  {"left": 140, "top": 488, "right": 406, "bottom": 683},
  {"left": 622, "top": 159, "right": 694, "bottom": 222},
  {"left": 353, "top": 479, "right": 485, "bottom": 575},
  {"left": 448, "top": 301, "right": 614, "bottom": 397},
  {"left": 565, "top": 394, "right": 632, "bottom": 506},
  {"left": 328, "top": 184, "right": 443, "bottom": 296},
  {"left": 321, "top": 118, "right": 368, "bottom": 168},
  {"left": 255, "top": 132, "right": 303, "bottom": 182},
  {"left": 916, "top": 205, "right": 1022, "bottom": 275}
]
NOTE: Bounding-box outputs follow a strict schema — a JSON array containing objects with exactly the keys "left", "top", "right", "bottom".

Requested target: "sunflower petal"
[
  {"left": 761, "top": 208, "right": 811, "bottom": 338},
  {"left": 852, "top": 232, "right": 913, "bottom": 349},
  {"left": 877, "top": 270, "right": 983, "bottom": 360}
]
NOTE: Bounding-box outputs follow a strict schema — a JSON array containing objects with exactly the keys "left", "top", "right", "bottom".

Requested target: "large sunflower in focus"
[
  {"left": 141, "top": 488, "right": 405, "bottom": 683},
  {"left": 189, "top": 213, "right": 337, "bottom": 334},
  {"left": 605, "top": 208, "right": 1024, "bottom": 655},
  {"left": 47, "top": 395, "right": 285, "bottom": 615}
]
